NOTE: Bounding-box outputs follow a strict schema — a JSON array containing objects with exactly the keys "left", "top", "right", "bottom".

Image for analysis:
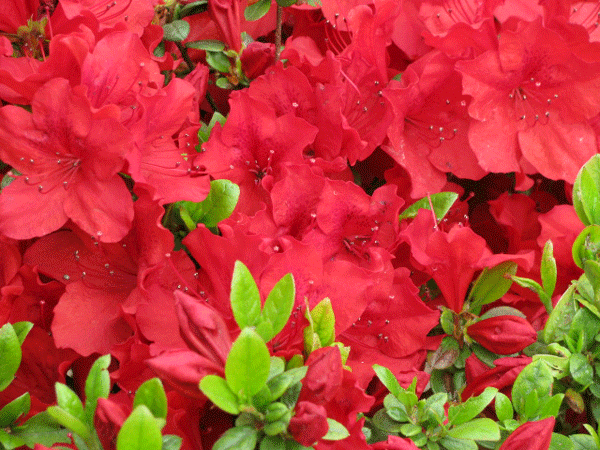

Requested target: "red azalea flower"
[
  {"left": 289, "top": 401, "right": 330, "bottom": 447},
  {"left": 462, "top": 355, "right": 532, "bottom": 400},
  {"left": 467, "top": 315, "right": 537, "bottom": 355},
  {"left": 0, "top": 78, "right": 133, "bottom": 242},
  {"left": 456, "top": 17, "right": 600, "bottom": 183},
  {"left": 499, "top": 416, "right": 555, "bottom": 450},
  {"left": 194, "top": 90, "right": 318, "bottom": 215}
]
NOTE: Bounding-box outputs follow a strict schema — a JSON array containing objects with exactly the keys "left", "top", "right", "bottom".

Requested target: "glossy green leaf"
[
  {"left": 199, "top": 375, "right": 240, "bottom": 415},
  {"left": 511, "top": 360, "right": 554, "bottom": 417},
  {"left": 570, "top": 353, "right": 594, "bottom": 386},
  {"left": 573, "top": 225, "right": 600, "bottom": 269},
  {"left": 399, "top": 192, "right": 459, "bottom": 222},
  {"left": 276, "top": 0, "right": 297, "bottom": 6},
  {"left": 205, "top": 50, "right": 231, "bottom": 73},
  {"left": 225, "top": 328, "right": 271, "bottom": 401},
  {"left": 447, "top": 418, "right": 500, "bottom": 441},
  {"left": 267, "top": 366, "right": 308, "bottom": 401},
  {"left": 569, "top": 307, "right": 600, "bottom": 352},
  {"left": 495, "top": 392, "right": 513, "bottom": 422},
  {"left": 448, "top": 387, "right": 498, "bottom": 426},
  {"left": 230, "top": 261, "right": 262, "bottom": 330},
  {"left": 213, "top": 426, "right": 258, "bottom": 450},
  {"left": 133, "top": 378, "right": 168, "bottom": 420},
  {"left": 549, "top": 432, "right": 575, "bottom": 450},
  {"left": 541, "top": 240, "right": 557, "bottom": 298},
  {"left": 0, "top": 428, "right": 25, "bottom": 449},
  {"left": 573, "top": 154, "right": 600, "bottom": 226},
  {"left": 117, "top": 405, "right": 162, "bottom": 450},
  {"left": 0, "top": 392, "right": 30, "bottom": 427},
  {"left": 570, "top": 434, "right": 598, "bottom": 450},
  {"left": 511, "top": 275, "right": 552, "bottom": 314},
  {"left": 162, "top": 435, "right": 183, "bottom": 450},
  {"left": 439, "top": 436, "right": 478, "bottom": 450},
  {"left": 323, "top": 418, "right": 350, "bottom": 441},
  {"left": 162, "top": 20, "right": 190, "bottom": 42},
  {"left": 256, "top": 273, "right": 295, "bottom": 343},
  {"left": 544, "top": 284, "right": 578, "bottom": 344},
  {"left": 370, "top": 409, "right": 404, "bottom": 433},
  {"left": 55, "top": 383, "right": 85, "bottom": 423},
  {"left": 84, "top": 354, "right": 110, "bottom": 424},
  {"left": 11, "top": 411, "right": 71, "bottom": 447},
  {"left": 177, "top": 180, "right": 240, "bottom": 230},
  {"left": 302, "top": 297, "right": 335, "bottom": 351},
  {"left": 11, "top": 322, "right": 33, "bottom": 345},
  {"left": 46, "top": 406, "right": 89, "bottom": 439},
  {"left": 244, "top": 0, "right": 271, "bottom": 21},
  {"left": 373, "top": 364, "right": 401, "bottom": 398},
  {"left": 468, "top": 261, "right": 517, "bottom": 314},
  {"left": 0, "top": 323, "right": 21, "bottom": 391},
  {"left": 186, "top": 39, "right": 225, "bottom": 51}
]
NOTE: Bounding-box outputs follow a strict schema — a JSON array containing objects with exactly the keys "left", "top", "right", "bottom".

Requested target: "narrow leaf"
[
  {"left": 230, "top": 261, "right": 262, "bottom": 330},
  {"left": 447, "top": 387, "right": 498, "bottom": 426},
  {"left": 0, "top": 323, "right": 21, "bottom": 391},
  {"left": 541, "top": 240, "right": 557, "bottom": 298},
  {"left": 84, "top": 354, "right": 111, "bottom": 424},
  {"left": 256, "top": 273, "right": 295, "bottom": 343},
  {"left": 372, "top": 364, "right": 401, "bottom": 398}
]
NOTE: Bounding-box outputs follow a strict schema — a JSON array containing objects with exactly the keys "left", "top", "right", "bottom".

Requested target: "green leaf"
[
  {"left": 162, "top": 20, "right": 190, "bottom": 42},
  {"left": 536, "top": 394, "right": 564, "bottom": 419},
  {"left": 511, "top": 275, "right": 552, "bottom": 314},
  {"left": 177, "top": 180, "right": 240, "bottom": 230},
  {"left": 511, "top": 360, "right": 554, "bottom": 418},
  {"left": 276, "top": 0, "right": 297, "bottom": 6},
  {"left": 383, "top": 394, "right": 409, "bottom": 422},
  {"left": 11, "top": 411, "right": 71, "bottom": 447},
  {"left": 225, "top": 328, "right": 271, "bottom": 401},
  {"left": 244, "top": 0, "right": 271, "bottom": 21},
  {"left": 370, "top": 409, "right": 404, "bottom": 433},
  {"left": 213, "top": 426, "right": 258, "bottom": 450},
  {"left": 399, "top": 423, "right": 422, "bottom": 437},
  {"left": 427, "top": 336, "right": 460, "bottom": 370},
  {"left": 199, "top": 375, "right": 241, "bottom": 415},
  {"left": 399, "top": 192, "right": 459, "bottom": 222},
  {"left": 117, "top": 405, "right": 163, "bottom": 450},
  {"left": 186, "top": 39, "right": 225, "bottom": 51},
  {"left": 302, "top": 297, "right": 335, "bottom": 350},
  {"left": 541, "top": 240, "right": 557, "bottom": 298},
  {"left": 570, "top": 353, "right": 594, "bottom": 386},
  {"left": 0, "top": 392, "right": 30, "bottom": 427},
  {"left": 549, "top": 432, "right": 575, "bottom": 450},
  {"left": 447, "top": 387, "right": 498, "bottom": 426},
  {"left": 372, "top": 364, "right": 401, "bottom": 398},
  {"left": 447, "top": 418, "right": 500, "bottom": 441},
  {"left": 569, "top": 307, "right": 600, "bottom": 352},
  {"left": 84, "top": 354, "right": 111, "bottom": 424},
  {"left": 177, "top": 0, "right": 208, "bottom": 18},
  {"left": 267, "top": 366, "right": 308, "bottom": 401},
  {"left": 544, "top": 284, "right": 578, "bottom": 344},
  {"left": 0, "top": 323, "right": 21, "bottom": 391},
  {"left": 46, "top": 406, "right": 89, "bottom": 439},
  {"left": 256, "top": 273, "right": 295, "bottom": 343},
  {"left": 162, "top": 435, "right": 183, "bottom": 450},
  {"left": 573, "top": 154, "right": 600, "bottom": 226},
  {"left": 55, "top": 383, "right": 85, "bottom": 423},
  {"left": 323, "top": 418, "right": 350, "bottom": 441},
  {"left": 468, "top": 261, "right": 517, "bottom": 314},
  {"left": 197, "top": 112, "right": 227, "bottom": 144},
  {"left": 494, "top": 392, "right": 513, "bottom": 422},
  {"left": 230, "top": 261, "right": 262, "bottom": 330},
  {"left": 133, "top": 378, "right": 168, "bottom": 420},
  {"left": 0, "top": 428, "right": 25, "bottom": 449},
  {"left": 11, "top": 321, "right": 33, "bottom": 345},
  {"left": 439, "top": 436, "right": 478, "bottom": 450},
  {"left": 572, "top": 225, "right": 600, "bottom": 269},
  {"left": 570, "top": 434, "right": 599, "bottom": 450},
  {"left": 206, "top": 50, "right": 231, "bottom": 72}
]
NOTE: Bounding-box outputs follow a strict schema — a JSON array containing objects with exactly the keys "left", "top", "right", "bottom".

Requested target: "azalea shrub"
[{"left": 2, "top": 0, "right": 600, "bottom": 449}]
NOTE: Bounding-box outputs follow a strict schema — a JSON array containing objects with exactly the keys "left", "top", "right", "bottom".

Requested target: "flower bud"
[
  {"left": 288, "top": 401, "right": 329, "bottom": 447},
  {"left": 467, "top": 315, "right": 537, "bottom": 355}
]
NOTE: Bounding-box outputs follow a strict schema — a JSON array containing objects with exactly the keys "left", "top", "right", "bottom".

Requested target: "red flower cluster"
[{"left": 0, "top": 0, "right": 594, "bottom": 448}]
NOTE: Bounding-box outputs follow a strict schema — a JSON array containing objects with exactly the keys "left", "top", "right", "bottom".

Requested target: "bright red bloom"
[
  {"left": 467, "top": 315, "right": 537, "bottom": 355},
  {"left": 456, "top": 18, "right": 600, "bottom": 183},
  {"left": 462, "top": 355, "right": 531, "bottom": 400},
  {"left": 289, "top": 401, "right": 330, "bottom": 447},
  {"left": 0, "top": 78, "right": 133, "bottom": 242},
  {"left": 499, "top": 417, "right": 555, "bottom": 450}
]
